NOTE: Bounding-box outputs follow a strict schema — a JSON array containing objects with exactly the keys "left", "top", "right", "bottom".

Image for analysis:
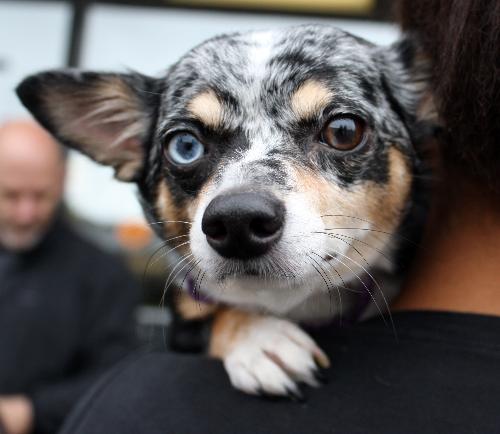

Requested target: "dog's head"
[{"left": 17, "top": 25, "right": 435, "bottom": 313}]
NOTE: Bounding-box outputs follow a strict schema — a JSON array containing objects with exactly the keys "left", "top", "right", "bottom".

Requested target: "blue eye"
[{"left": 167, "top": 133, "right": 204, "bottom": 165}]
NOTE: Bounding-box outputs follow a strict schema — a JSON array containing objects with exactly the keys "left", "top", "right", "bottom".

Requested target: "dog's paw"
[{"left": 209, "top": 309, "right": 330, "bottom": 398}]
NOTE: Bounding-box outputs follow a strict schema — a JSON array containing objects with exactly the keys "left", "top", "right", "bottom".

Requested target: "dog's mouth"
[
  {"left": 214, "top": 251, "right": 339, "bottom": 281},
  {"left": 208, "top": 256, "right": 300, "bottom": 283}
]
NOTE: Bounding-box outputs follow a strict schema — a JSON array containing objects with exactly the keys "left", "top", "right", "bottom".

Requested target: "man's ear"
[
  {"left": 380, "top": 34, "right": 441, "bottom": 133},
  {"left": 16, "top": 70, "right": 160, "bottom": 182}
]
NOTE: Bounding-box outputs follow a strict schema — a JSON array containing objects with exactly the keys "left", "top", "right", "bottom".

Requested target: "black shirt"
[
  {"left": 61, "top": 311, "right": 500, "bottom": 434},
  {"left": 0, "top": 217, "right": 139, "bottom": 434}
]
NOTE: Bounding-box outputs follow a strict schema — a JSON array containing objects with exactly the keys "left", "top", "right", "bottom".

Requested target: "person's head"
[
  {"left": 397, "top": 0, "right": 500, "bottom": 206},
  {"left": 0, "top": 119, "right": 65, "bottom": 251}
]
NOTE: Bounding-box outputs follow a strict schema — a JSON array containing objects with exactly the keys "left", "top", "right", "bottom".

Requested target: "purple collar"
[{"left": 185, "top": 276, "right": 215, "bottom": 304}]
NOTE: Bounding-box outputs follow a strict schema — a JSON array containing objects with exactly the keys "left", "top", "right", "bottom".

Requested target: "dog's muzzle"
[{"left": 201, "top": 191, "right": 285, "bottom": 260}]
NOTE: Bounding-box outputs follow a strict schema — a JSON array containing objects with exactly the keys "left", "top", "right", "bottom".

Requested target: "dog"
[{"left": 17, "top": 24, "right": 436, "bottom": 399}]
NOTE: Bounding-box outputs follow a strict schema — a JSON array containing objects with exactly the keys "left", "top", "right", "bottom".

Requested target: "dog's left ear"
[
  {"left": 17, "top": 70, "right": 160, "bottom": 182},
  {"left": 379, "top": 34, "right": 440, "bottom": 130}
]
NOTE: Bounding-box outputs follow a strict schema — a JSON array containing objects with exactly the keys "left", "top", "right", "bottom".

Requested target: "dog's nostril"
[
  {"left": 249, "top": 217, "right": 281, "bottom": 238},
  {"left": 203, "top": 220, "right": 227, "bottom": 241}
]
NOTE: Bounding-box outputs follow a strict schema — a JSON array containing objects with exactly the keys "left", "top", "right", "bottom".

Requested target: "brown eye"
[{"left": 321, "top": 116, "right": 366, "bottom": 151}]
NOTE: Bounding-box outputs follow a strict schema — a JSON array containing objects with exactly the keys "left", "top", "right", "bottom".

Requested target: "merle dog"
[{"left": 17, "top": 24, "right": 436, "bottom": 398}]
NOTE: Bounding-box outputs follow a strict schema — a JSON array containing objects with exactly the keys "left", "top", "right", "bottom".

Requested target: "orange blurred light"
[{"left": 115, "top": 221, "right": 153, "bottom": 250}]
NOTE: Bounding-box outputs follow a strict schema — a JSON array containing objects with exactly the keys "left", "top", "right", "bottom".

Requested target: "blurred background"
[{"left": 0, "top": 0, "right": 399, "bottom": 339}]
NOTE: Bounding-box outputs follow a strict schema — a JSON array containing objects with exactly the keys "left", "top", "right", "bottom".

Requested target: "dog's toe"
[
  {"left": 225, "top": 360, "right": 261, "bottom": 395},
  {"left": 222, "top": 316, "right": 329, "bottom": 397},
  {"left": 225, "top": 349, "right": 298, "bottom": 396}
]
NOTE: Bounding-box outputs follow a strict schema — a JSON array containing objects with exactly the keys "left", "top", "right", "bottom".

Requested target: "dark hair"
[{"left": 397, "top": 0, "right": 500, "bottom": 195}]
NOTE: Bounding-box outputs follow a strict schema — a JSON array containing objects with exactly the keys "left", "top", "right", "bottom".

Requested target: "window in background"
[{"left": 0, "top": 1, "right": 71, "bottom": 121}]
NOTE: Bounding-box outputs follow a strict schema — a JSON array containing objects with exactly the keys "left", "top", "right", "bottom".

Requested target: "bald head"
[
  {"left": 0, "top": 119, "right": 65, "bottom": 251},
  {"left": 0, "top": 119, "right": 64, "bottom": 168}
]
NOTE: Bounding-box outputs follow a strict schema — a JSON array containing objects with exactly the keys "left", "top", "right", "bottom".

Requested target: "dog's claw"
[
  {"left": 314, "top": 354, "right": 331, "bottom": 370},
  {"left": 313, "top": 369, "right": 329, "bottom": 385},
  {"left": 286, "top": 386, "right": 305, "bottom": 403}
]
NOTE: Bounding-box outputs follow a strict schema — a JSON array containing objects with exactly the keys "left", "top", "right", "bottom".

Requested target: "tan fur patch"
[
  {"left": 176, "top": 292, "right": 217, "bottom": 320},
  {"left": 209, "top": 308, "right": 259, "bottom": 358},
  {"left": 156, "top": 182, "right": 191, "bottom": 244},
  {"left": 187, "top": 90, "right": 223, "bottom": 128},
  {"left": 294, "top": 147, "right": 412, "bottom": 243},
  {"left": 291, "top": 80, "right": 333, "bottom": 120}
]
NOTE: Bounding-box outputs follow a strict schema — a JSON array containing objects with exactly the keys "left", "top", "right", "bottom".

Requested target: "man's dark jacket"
[{"left": 0, "top": 216, "right": 139, "bottom": 434}]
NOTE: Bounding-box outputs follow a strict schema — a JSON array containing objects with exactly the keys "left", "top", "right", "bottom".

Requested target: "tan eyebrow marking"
[
  {"left": 187, "top": 89, "right": 223, "bottom": 128},
  {"left": 291, "top": 80, "right": 333, "bottom": 120}
]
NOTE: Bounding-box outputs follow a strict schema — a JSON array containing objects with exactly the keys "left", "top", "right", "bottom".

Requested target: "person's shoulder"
[
  {"left": 60, "top": 312, "right": 500, "bottom": 434},
  {"left": 59, "top": 351, "right": 225, "bottom": 434}
]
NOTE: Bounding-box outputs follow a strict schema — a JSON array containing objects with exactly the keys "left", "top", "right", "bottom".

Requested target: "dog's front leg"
[{"left": 209, "top": 308, "right": 330, "bottom": 398}]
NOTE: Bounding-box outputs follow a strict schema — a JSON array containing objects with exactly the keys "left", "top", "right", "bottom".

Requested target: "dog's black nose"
[{"left": 201, "top": 192, "right": 285, "bottom": 260}]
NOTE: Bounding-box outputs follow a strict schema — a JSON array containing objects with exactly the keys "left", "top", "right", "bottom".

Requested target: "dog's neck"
[{"left": 394, "top": 183, "right": 500, "bottom": 316}]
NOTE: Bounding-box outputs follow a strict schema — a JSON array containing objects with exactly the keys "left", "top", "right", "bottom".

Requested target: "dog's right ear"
[
  {"left": 380, "top": 35, "right": 441, "bottom": 128},
  {"left": 16, "top": 70, "right": 160, "bottom": 182}
]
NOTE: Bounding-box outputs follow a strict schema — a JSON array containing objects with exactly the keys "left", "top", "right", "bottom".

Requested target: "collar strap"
[{"left": 185, "top": 275, "right": 216, "bottom": 304}]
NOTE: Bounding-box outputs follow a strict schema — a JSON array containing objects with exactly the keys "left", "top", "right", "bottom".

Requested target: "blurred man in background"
[{"left": 0, "top": 120, "right": 140, "bottom": 434}]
